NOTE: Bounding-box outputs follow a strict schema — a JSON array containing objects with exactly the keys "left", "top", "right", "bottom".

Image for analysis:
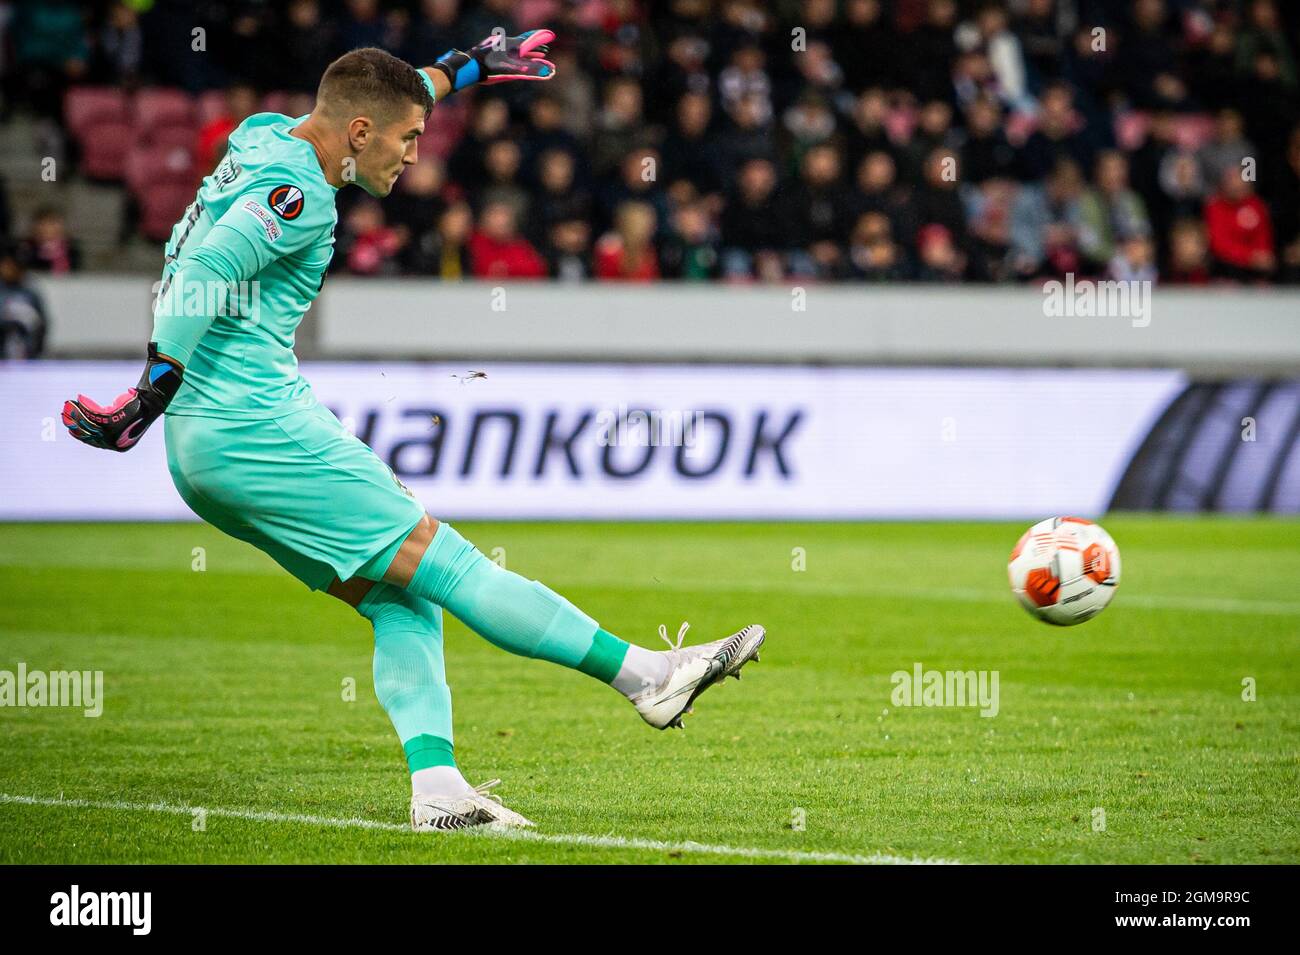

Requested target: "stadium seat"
[
  {"left": 78, "top": 120, "right": 134, "bottom": 180},
  {"left": 197, "top": 90, "right": 229, "bottom": 127},
  {"left": 514, "top": 0, "right": 561, "bottom": 28},
  {"left": 419, "top": 98, "right": 469, "bottom": 159},
  {"left": 133, "top": 88, "right": 196, "bottom": 136},
  {"left": 125, "top": 144, "right": 195, "bottom": 198},
  {"left": 261, "top": 91, "right": 293, "bottom": 116},
  {"left": 64, "top": 87, "right": 130, "bottom": 142},
  {"left": 145, "top": 124, "right": 199, "bottom": 153},
  {"left": 137, "top": 182, "right": 197, "bottom": 241}
]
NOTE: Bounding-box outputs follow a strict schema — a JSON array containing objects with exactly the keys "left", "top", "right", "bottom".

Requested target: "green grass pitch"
[{"left": 1, "top": 517, "right": 1297, "bottom": 864}]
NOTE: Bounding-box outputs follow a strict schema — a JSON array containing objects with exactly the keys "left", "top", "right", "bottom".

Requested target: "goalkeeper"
[{"left": 61, "top": 32, "right": 764, "bottom": 831}]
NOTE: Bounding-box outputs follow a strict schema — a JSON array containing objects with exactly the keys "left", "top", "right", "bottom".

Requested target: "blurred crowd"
[{"left": 3, "top": 0, "right": 1300, "bottom": 285}]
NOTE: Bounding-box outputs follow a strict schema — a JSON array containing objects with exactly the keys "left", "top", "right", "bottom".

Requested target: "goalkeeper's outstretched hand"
[
  {"left": 434, "top": 29, "right": 556, "bottom": 92},
  {"left": 61, "top": 343, "right": 183, "bottom": 452}
]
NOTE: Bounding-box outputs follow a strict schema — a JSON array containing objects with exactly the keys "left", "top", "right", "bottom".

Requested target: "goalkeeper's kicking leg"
[
  {"left": 380, "top": 516, "right": 764, "bottom": 731},
  {"left": 334, "top": 524, "right": 764, "bottom": 832}
]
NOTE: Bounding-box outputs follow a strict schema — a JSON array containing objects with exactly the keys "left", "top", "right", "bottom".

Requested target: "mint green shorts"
[{"left": 164, "top": 403, "right": 425, "bottom": 591}]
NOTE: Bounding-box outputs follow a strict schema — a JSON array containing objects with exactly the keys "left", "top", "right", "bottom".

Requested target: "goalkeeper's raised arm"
[
  {"left": 62, "top": 31, "right": 557, "bottom": 453},
  {"left": 422, "top": 28, "right": 556, "bottom": 99}
]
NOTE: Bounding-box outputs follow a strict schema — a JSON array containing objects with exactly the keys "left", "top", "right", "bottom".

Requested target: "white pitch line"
[{"left": 0, "top": 792, "right": 959, "bottom": 865}]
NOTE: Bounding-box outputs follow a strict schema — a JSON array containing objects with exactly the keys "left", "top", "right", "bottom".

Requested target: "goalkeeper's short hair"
[{"left": 316, "top": 47, "right": 433, "bottom": 123}]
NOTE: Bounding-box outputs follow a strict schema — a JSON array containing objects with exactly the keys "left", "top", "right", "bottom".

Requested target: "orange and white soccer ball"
[{"left": 1008, "top": 517, "right": 1121, "bottom": 625}]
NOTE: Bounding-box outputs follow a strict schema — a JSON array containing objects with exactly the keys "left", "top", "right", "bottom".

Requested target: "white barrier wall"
[
  {"left": 1, "top": 361, "right": 1185, "bottom": 521},
  {"left": 33, "top": 276, "right": 1300, "bottom": 372}
]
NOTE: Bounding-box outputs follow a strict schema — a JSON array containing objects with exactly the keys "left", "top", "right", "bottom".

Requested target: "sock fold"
[
  {"left": 578, "top": 628, "right": 632, "bottom": 684},
  {"left": 403, "top": 734, "right": 456, "bottom": 772}
]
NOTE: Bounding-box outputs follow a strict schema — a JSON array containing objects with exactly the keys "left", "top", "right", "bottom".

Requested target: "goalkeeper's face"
[{"left": 351, "top": 102, "right": 426, "bottom": 197}]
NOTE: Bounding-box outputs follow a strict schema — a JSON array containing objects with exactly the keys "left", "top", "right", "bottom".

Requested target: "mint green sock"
[
  {"left": 358, "top": 583, "right": 456, "bottom": 771},
  {"left": 408, "top": 522, "right": 630, "bottom": 683}
]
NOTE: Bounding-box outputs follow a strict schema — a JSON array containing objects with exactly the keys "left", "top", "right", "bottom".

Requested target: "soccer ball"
[{"left": 1008, "top": 517, "right": 1121, "bottom": 626}]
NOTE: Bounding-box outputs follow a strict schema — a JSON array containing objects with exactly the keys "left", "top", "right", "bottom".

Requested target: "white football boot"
[
  {"left": 409, "top": 779, "right": 535, "bottom": 832},
  {"left": 632, "top": 622, "right": 765, "bottom": 730}
]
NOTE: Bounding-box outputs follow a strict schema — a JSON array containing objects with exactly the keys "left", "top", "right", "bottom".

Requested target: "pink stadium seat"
[
  {"left": 125, "top": 143, "right": 195, "bottom": 198},
  {"left": 197, "top": 90, "right": 228, "bottom": 127},
  {"left": 261, "top": 91, "right": 292, "bottom": 116},
  {"left": 133, "top": 88, "right": 195, "bottom": 134},
  {"left": 78, "top": 120, "right": 134, "bottom": 180},
  {"left": 137, "top": 182, "right": 197, "bottom": 242},
  {"left": 145, "top": 124, "right": 199, "bottom": 153},
  {"left": 258, "top": 90, "right": 315, "bottom": 119},
  {"left": 419, "top": 98, "right": 469, "bottom": 159},
  {"left": 514, "top": 0, "right": 562, "bottom": 29},
  {"left": 64, "top": 87, "right": 130, "bottom": 140}
]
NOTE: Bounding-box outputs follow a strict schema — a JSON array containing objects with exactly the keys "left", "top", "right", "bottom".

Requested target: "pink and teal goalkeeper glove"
[
  {"left": 433, "top": 29, "right": 556, "bottom": 91},
  {"left": 61, "top": 343, "right": 184, "bottom": 452}
]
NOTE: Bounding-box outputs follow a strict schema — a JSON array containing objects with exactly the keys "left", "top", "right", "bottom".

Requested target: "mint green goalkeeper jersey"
[{"left": 158, "top": 112, "right": 339, "bottom": 419}]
